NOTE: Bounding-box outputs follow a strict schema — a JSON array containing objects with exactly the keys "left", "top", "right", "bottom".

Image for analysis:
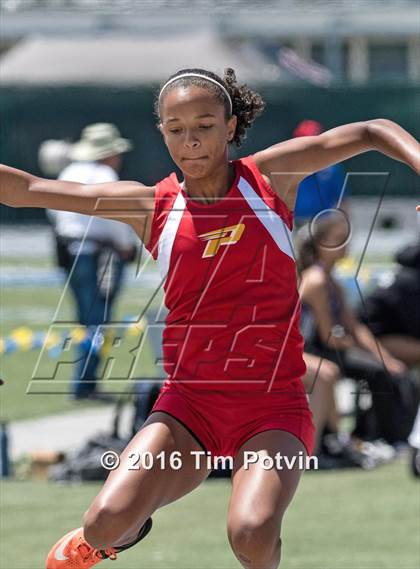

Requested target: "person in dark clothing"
[{"left": 359, "top": 239, "right": 420, "bottom": 368}]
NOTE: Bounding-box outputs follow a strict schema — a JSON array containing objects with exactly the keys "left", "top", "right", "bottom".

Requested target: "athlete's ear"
[{"left": 227, "top": 115, "right": 237, "bottom": 143}]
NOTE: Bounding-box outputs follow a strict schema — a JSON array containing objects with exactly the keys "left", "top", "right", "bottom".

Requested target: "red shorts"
[{"left": 150, "top": 379, "right": 315, "bottom": 457}]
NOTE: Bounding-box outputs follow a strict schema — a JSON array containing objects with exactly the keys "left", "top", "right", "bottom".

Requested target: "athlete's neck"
[{"left": 182, "top": 160, "right": 236, "bottom": 205}]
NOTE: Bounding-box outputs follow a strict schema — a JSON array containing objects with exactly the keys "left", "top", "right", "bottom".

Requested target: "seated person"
[{"left": 297, "top": 213, "right": 419, "bottom": 446}]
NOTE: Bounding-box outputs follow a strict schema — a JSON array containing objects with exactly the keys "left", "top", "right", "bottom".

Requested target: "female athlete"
[{"left": 1, "top": 67, "right": 419, "bottom": 569}]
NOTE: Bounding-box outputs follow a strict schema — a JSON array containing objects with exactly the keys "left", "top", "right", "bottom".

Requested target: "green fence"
[{"left": 1, "top": 83, "right": 418, "bottom": 223}]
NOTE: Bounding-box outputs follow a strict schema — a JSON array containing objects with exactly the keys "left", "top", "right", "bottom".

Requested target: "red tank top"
[{"left": 145, "top": 154, "right": 306, "bottom": 393}]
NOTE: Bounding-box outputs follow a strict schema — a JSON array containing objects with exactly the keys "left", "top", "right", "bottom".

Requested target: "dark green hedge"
[{"left": 1, "top": 83, "right": 418, "bottom": 222}]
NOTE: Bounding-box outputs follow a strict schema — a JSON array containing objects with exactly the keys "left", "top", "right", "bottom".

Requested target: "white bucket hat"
[{"left": 70, "top": 123, "right": 133, "bottom": 161}]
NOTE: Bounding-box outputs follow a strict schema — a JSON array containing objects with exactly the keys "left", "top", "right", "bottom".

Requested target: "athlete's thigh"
[
  {"left": 92, "top": 412, "right": 211, "bottom": 515},
  {"left": 228, "top": 430, "right": 307, "bottom": 527}
]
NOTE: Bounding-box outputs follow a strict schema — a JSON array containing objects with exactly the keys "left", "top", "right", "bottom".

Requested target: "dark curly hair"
[{"left": 154, "top": 67, "right": 266, "bottom": 147}]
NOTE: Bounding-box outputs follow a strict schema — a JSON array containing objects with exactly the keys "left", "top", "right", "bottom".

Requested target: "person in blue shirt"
[{"left": 293, "top": 120, "right": 349, "bottom": 224}]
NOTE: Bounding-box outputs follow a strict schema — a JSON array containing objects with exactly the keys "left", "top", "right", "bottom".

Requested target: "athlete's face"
[{"left": 159, "top": 86, "right": 237, "bottom": 178}]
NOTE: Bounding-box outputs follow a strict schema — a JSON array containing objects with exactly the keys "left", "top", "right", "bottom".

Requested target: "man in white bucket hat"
[
  {"left": 70, "top": 122, "right": 132, "bottom": 163},
  {"left": 47, "top": 123, "right": 137, "bottom": 401}
]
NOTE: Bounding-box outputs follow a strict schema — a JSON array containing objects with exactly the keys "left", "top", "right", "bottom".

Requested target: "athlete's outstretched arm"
[
  {"left": 253, "top": 119, "right": 419, "bottom": 210},
  {"left": 0, "top": 164, "right": 155, "bottom": 241}
]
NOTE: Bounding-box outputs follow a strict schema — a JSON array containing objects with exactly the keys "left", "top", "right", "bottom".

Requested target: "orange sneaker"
[{"left": 46, "top": 527, "right": 118, "bottom": 569}]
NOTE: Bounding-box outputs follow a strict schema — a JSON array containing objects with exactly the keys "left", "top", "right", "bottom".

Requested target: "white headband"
[{"left": 158, "top": 73, "right": 233, "bottom": 116}]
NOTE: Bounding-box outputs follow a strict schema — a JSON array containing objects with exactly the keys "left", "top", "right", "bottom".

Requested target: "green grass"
[
  {"left": 1, "top": 461, "right": 419, "bottom": 569},
  {"left": 1, "top": 283, "right": 163, "bottom": 421},
  {"left": 1, "top": 258, "right": 419, "bottom": 568},
  {"left": 1, "top": 256, "right": 55, "bottom": 268}
]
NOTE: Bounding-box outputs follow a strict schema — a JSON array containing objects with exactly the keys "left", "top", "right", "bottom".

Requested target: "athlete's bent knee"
[{"left": 228, "top": 517, "right": 282, "bottom": 569}]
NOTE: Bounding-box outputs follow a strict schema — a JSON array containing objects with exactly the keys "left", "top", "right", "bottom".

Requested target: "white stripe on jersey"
[
  {"left": 157, "top": 189, "right": 186, "bottom": 279},
  {"left": 237, "top": 176, "right": 295, "bottom": 261}
]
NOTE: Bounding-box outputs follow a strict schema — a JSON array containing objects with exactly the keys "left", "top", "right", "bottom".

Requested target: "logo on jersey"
[{"left": 198, "top": 223, "right": 245, "bottom": 258}]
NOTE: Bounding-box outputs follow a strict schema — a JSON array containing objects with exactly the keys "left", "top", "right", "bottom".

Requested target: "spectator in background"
[
  {"left": 297, "top": 214, "right": 419, "bottom": 447},
  {"left": 293, "top": 120, "right": 349, "bottom": 226},
  {"left": 41, "top": 123, "right": 138, "bottom": 401},
  {"left": 359, "top": 238, "right": 420, "bottom": 369}
]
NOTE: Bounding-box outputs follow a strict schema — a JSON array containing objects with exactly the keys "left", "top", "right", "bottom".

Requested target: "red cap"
[{"left": 293, "top": 120, "right": 323, "bottom": 137}]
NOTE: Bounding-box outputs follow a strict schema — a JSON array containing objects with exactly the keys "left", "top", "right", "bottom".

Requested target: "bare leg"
[
  {"left": 326, "top": 393, "right": 340, "bottom": 433},
  {"left": 302, "top": 353, "right": 340, "bottom": 454},
  {"left": 227, "top": 430, "right": 307, "bottom": 569},
  {"left": 379, "top": 334, "right": 420, "bottom": 367},
  {"left": 83, "top": 411, "right": 211, "bottom": 549}
]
